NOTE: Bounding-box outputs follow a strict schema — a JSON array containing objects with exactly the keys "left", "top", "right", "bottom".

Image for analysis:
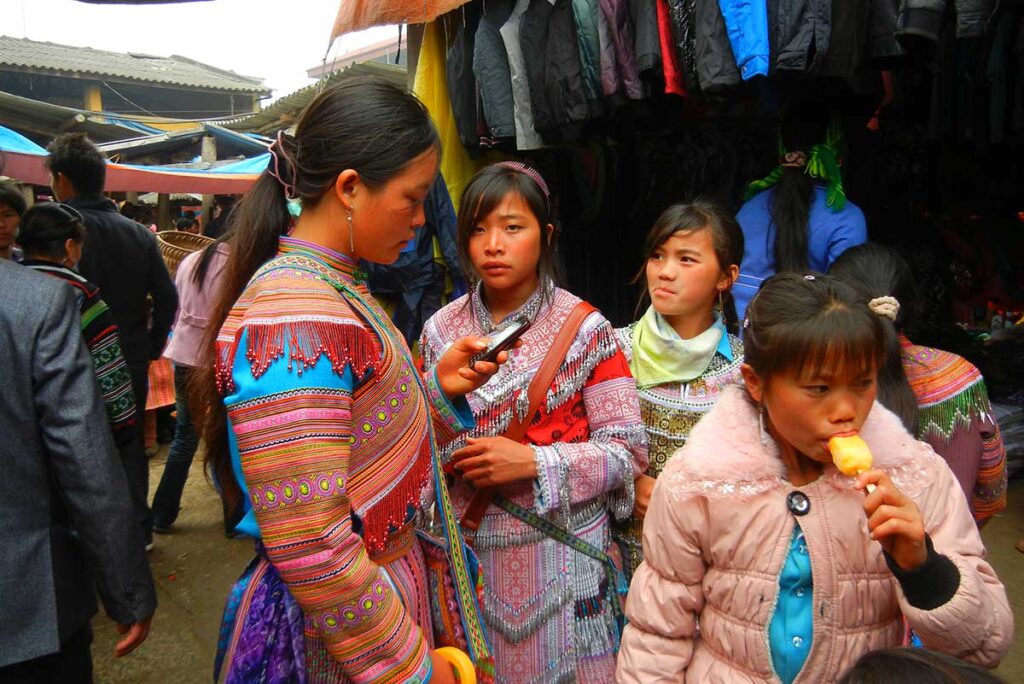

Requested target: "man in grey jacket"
[{"left": 0, "top": 259, "right": 156, "bottom": 680}]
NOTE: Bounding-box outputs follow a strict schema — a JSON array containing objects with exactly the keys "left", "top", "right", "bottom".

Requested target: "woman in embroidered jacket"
[
  {"left": 830, "top": 243, "right": 1007, "bottom": 524},
  {"left": 613, "top": 202, "right": 745, "bottom": 581},
  {"left": 616, "top": 273, "right": 1012, "bottom": 683},
  {"left": 198, "top": 79, "right": 504, "bottom": 684},
  {"left": 420, "top": 163, "right": 648, "bottom": 683}
]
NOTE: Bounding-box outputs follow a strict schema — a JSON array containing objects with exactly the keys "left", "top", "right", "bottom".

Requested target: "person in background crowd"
[
  {"left": 837, "top": 647, "right": 1005, "bottom": 684},
  {"left": 17, "top": 202, "right": 137, "bottom": 448},
  {"left": 175, "top": 216, "right": 195, "bottom": 232},
  {"left": 830, "top": 243, "right": 1007, "bottom": 525},
  {"left": 0, "top": 183, "right": 26, "bottom": 261},
  {"left": 733, "top": 104, "right": 867, "bottom": 323},
  {"left": 613, "top": 202, "right": 745, "bottom": 582},
  {"left": 420, "top": 162, "right": 648, "bottom": 683},
  {"left": 616, "top": 273, "right": 1012, "bottom": 683},
  {"left": 152, "top": 230, "right": 233, "bottom": 535},
  {"left": 203, "top": 196, "right": 236, "bottom": 240},
  {"left": 198, "top": 78, "right": 502, "bottom": 683},
  {"left": 46, "top": 132, "right": 179, "bottom": 551},
  {"left": 0, "top": 257, "right": 156, "bottom": 682}
]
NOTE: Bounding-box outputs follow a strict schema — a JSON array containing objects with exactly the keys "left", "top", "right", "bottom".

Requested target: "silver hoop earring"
[{"left": 346, "top": 208, "right": 355, "bottom": 254}]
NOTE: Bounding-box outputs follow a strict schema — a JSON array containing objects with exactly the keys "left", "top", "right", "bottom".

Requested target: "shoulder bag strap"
[{"left": 459, "top": 302, "right": 596, "bottom": 534}]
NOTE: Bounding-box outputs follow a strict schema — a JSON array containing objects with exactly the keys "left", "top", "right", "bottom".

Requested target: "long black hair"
[
  {"left": 829, "top": 243, "right": 919, "bottom": 432},
  {"left": 769, "top": 106, "right": 831, "bottom": 272},
  {"left": 632, "top": 201, "right": 745, "bottom": 334},
  {"left": 195, "top": 77, "right": 440, "bottom": 512}
]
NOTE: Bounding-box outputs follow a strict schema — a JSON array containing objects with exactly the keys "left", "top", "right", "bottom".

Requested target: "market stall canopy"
[
  {"left": 330, "top": 0, "right": 466, "bottom": 41},
  {"left": 1, "top": 124, "right": 264, "bottom": 193},
  {"left": 97, "top": 123, "right": 269, "bottom": 160}
]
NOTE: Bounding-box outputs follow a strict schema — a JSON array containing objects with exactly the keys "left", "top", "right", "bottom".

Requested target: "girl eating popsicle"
[{"left": 616, "top": 272, "right": 1013, "bottom": 683}]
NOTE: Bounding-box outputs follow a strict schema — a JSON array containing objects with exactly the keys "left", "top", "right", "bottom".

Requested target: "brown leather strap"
[{"left": 460, "top": 302, "right": 597, "bottom": 536}]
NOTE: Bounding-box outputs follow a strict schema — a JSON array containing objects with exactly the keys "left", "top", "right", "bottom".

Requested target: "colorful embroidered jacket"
[
  {"left": 900, "top": 334, "right": 1007, "bottom": 524},
  {"left": 23, "top": 260, "right": 136, "bottom": 446},
  {"left": 215, "top": 238, "right": 474, "bottom": 682},
  {"left": 420, "top": 284, "right": 648, "bottom": 684},
  {"left": 612, "top": 322, "right": 744, "bottom": 580}
]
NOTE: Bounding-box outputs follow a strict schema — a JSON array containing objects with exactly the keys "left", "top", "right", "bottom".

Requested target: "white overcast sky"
[{"left": 8, "top": 0, "right": 399, "bottom": 103}]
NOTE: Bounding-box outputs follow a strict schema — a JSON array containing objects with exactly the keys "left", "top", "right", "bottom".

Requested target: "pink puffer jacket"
[{"left": 616, "top": 386, "right": 1013, "bottom": 683}]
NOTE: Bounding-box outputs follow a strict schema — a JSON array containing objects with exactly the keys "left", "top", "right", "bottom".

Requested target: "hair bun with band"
[{"left": 868, "top": 295, "right": 900, "bottom": 321}]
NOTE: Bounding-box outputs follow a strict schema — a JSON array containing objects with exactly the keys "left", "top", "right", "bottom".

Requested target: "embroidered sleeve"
[
  {"left": 82, "top": 296, "right": 137, "bottom": 444},
  {"left": 533, "top": 348, "right": 648, "bottom": 518},
  {"left": 424, "top": 367, "right": 476, "bottom": 443},
  {"left": 226, "top": 326, "right": 430, "bottom": 683},
  {"left": 417, "top": 321, "right": 475, "bottom": 444},
  {"left": 972, "top": 417, "right": 1007, "bottom": 524}
]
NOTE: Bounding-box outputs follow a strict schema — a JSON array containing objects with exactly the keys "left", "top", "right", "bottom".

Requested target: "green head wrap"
[{"left": 744, "top": 117, "right": 847, "bottom": 210}]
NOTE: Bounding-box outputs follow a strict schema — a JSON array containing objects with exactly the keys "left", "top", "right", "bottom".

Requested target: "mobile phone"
[{"left": 468, "top": 316, "right": 530, "bottom": 368}]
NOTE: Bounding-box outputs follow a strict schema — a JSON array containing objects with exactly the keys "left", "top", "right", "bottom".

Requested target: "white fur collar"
[{"left": 661, "top": 385, "right": 935, "bottom": 501}]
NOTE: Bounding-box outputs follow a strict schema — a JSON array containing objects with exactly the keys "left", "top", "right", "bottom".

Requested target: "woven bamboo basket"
[{"left": 157, "top": 230, "right": 214, "bottom": 277}]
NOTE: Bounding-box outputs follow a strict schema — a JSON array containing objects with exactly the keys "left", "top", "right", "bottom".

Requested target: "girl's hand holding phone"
[
  {"left": 435, "top": 336, "right": 516, "bottom": 399},
  {"left": 450, "top": 436, "right": 538, "bottom": 486},
  {"left": 857, "top": 469, "right": 928, "bottom": 571}
]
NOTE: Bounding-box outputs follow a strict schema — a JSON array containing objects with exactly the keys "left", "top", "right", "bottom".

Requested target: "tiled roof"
[
  {"left": 0, "top": 35, "right": 270, "bottom": 95},
  {"left": 223, "top": 61, "right": 405, "bottom": 134}
]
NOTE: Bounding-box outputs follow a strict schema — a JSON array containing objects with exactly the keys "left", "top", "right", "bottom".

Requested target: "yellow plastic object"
[
  {"left": 436, "top": 647, "right": 476, "bottom": 683},
  {"left": 828, "top": 434, "right": 873, "bottom": 476}
]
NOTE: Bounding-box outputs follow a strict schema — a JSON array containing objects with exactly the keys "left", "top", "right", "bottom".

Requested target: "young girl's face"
[
  {"left": 745, "top": 357, "right": 878, "bottom": 463},
  {"left": 646, "top": 228, "right": 733, "bottom": 322},
  {"left": 467, "top": 191, "right": 549, "bottom": 294}
]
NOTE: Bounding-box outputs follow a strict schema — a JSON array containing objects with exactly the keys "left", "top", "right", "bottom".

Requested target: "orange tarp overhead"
[{"left": 330, "top": 0, "right": 468, "bottom": 41}]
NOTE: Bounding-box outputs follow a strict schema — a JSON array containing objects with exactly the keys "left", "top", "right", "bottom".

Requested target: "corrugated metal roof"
[
  {"left": 0, "top": 35, "right": 270, "bottom": 95},
  {"left": 223, "top": 61, "right": 405, "bottom": 134}
]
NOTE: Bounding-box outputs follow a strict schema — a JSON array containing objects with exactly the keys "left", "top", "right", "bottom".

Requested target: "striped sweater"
[{"left": 23, "top": 260, "right": 136, "bottom": 445}]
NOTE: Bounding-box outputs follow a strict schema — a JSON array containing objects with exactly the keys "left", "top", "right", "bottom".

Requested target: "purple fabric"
[{"left": 216, "top": 553, "right": 306, "bottom": 684}]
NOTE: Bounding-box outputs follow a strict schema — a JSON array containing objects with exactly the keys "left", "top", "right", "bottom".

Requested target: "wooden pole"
[
  {"left": 200, "top": 135, "right": 217, "bottom": 234},
  {"left": 157, "top": 193, "right": 171, "bottom": 231}
]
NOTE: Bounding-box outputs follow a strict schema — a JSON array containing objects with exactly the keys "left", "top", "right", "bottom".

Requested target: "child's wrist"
[{"left": 884, "top": 534, "right": 961, "bottom": 611}]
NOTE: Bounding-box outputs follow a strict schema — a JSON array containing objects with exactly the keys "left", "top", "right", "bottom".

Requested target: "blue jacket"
[
  {"left": 719, "top": 0, "right": 770, "bottom": 80},
  {"left": 734, "top": 186, "right": 867, "bottom": 323}
]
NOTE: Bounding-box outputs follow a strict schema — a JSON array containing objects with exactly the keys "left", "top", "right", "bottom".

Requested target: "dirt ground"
[{"left": 91, "top": 449, "right": 1024, "bottom": 683}]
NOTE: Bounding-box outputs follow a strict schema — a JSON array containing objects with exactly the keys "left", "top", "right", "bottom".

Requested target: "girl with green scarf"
[{"left": 613, "top": 202, "right": 746, "bottom": 581}]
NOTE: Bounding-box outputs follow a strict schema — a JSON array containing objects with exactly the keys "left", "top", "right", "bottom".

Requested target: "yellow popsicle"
[{"left": 828, "top": 434, "right": 876, "bottom": 493}]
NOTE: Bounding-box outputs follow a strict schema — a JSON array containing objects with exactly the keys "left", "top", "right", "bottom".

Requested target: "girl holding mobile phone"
[{"left": 420, "top": 162, "right": 647, "bottom": 683}]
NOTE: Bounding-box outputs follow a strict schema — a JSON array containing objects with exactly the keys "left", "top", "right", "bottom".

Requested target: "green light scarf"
[{"left": 630, "top": 307, "right": 726, "bottom": 389}]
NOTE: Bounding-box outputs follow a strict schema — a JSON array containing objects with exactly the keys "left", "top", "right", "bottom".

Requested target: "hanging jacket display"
[
  {"left": 772, "top": 0, "right": 831, "bottom": 73},
  {"left": 600, "top": 0, "right": 645, "bottom": 99},
  {"left": 666, "top": 0, "right": 699, "bottom": 91},
  {"left": 719, "top": 0, "right": 770, "bottom": 79},
  {"left": 501, "top": 0, "right": 546, "bottom": 150},
  {"left": 695, "top": 0, "right": 742, "bottom": 91},
  {"left": 571, "top": 0, "right": 605, "bottom": 102},
  {"left": 447, "top": 3, "right": 483, "bottom": 152},
  {"left": 632, "top": 0, "right": 662, "bottom": 78},
  {"left": 474, "top": 0, "right": 517, "bottom": 140},
  {"left": 414, "top": 21, "right": 480, "bottom": 210},
  {"left": 656, "top": 0, "right": 688, "bottom": 94},
  {"left": 896, "top": 0, "right": 997, "bottom": 41},
  {"left": 521, "top": 0, "right": 590, "bottom": 140}
]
